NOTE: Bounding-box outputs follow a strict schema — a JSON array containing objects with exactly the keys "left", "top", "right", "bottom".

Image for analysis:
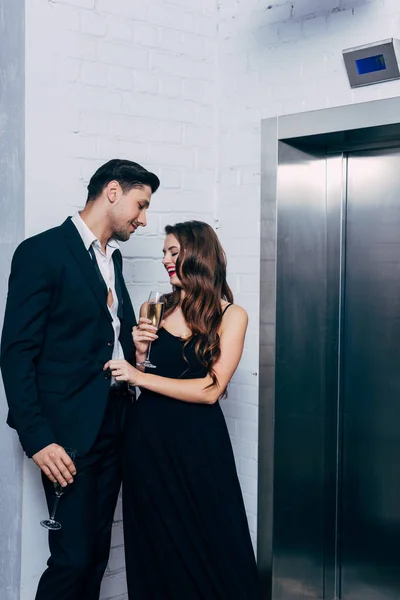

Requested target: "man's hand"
[{"left": 32, "top": 443, "right": 76, "bottom": 487}]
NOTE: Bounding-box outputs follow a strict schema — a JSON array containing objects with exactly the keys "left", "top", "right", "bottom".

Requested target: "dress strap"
[{"left": 222, "top": 303, "right": 233, "bottom": 316}]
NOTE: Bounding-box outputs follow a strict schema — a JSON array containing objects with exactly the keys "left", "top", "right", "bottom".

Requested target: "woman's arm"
[{"left": 106, "top": 305, "right": 248, "bottom": 404}]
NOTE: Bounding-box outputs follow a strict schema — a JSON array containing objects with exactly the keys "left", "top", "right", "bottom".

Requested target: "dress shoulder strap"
[{"left": 222, "top": 303, "right": 233, "bottom": 316}]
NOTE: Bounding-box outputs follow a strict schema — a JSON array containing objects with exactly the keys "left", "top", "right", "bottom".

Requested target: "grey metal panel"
[
  {"left": 323, "top": 155, "right": 346, "bottom": 600},
  {"left": 258, "top": 116, "right": 278, "bottom": 600},
  {"left": 340, "top": 148, "right": 400, "bottom": 600},
  {"left": 272, "top": 144, "right": 340, "bottom": 600},
  {"left": 0, "top": 0, "right": 25, "bottom": 599},
  {"left": 276, "top": 97, "right": 400, "bottom": 141},
  {"left": 284, "top": 123, "right": 400, "bottom": 155}
]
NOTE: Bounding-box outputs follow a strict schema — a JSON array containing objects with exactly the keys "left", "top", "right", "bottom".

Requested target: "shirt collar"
[{"left": 71, "top": 212, "right": 120, "bottom": 253}]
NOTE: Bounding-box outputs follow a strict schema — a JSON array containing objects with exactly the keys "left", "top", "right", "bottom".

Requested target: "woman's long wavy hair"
[{"left": 164, "top": 221, "right": 233, "bottom": 392}]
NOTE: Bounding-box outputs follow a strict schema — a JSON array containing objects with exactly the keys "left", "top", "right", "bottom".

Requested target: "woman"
[{"left": 105, "top": 221, "right": 260, "bottom": 599}]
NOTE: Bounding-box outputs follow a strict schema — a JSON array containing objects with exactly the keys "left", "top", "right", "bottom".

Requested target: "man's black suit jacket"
[{"left": 0, "top": 217, "right": 136, "bottom": 458}]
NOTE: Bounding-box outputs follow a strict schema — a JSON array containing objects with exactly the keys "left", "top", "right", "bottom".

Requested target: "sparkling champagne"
[
  {"left": 147, "top": 302, "right": 164, "bottom": 329},
  {"left": 137, "top": 291, "right": 166, "bottom": 369}
]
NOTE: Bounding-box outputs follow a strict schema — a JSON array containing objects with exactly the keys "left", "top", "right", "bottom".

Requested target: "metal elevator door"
[
  {"left": 340, "top": 148, "right": 400, "bottom": 600},
  {"left": 273, "top": 145, "right": 400, "bottom": 600}
]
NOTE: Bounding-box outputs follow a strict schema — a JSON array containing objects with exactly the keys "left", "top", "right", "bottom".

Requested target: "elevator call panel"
[{"left": 343, "top": 39, "right": 400, "bottom": 88}]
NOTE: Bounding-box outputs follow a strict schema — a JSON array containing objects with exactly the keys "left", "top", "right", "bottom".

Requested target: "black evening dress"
[{"left": 122, "top": 314, "right": 260, "bottom": 599}]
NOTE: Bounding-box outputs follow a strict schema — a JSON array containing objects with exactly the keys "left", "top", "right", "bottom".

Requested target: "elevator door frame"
[{"left": 258, "top": 97, "right": 400, "bottom": 600}]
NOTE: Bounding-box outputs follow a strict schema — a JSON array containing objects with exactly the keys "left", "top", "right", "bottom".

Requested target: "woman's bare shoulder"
[{"left": 221, "top": 303, "right": 248, "bottom": 325}]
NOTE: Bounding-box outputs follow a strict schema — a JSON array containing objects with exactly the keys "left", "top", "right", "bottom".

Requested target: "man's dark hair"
[{"left": 86, "top": 159, "right": 160, "bottom": 203}]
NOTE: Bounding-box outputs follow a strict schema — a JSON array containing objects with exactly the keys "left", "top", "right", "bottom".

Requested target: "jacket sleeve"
[{"left": 0, "top": 240, "right": 56, "bottom": 457}]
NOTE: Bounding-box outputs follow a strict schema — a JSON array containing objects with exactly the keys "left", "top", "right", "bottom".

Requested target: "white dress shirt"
[{"left": 71, "top": 213, "right": 125, "bottom": 381}]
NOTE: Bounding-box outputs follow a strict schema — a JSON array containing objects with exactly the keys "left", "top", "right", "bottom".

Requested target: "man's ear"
[{"left": 106, "top": 180, "right": 120, "bottom": 204}]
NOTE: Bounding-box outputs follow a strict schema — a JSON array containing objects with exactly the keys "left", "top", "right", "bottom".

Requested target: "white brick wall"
[
  {"left": 20, "top": 0, "right": 400, "bottom": 597},
  {"left": 23, "top": 0, "right": 217, "bottom": 598}
]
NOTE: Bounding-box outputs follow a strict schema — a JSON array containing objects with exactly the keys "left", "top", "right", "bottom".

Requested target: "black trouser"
[{"left": 35, "top": 386, "right": 132, "bottom": 600}]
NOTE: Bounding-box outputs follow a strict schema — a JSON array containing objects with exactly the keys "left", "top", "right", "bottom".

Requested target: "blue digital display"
[{"left": 356, "top": 54, "right": 386, "bottom": 75}]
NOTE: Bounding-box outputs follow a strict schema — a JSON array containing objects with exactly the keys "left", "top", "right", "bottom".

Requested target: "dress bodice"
[{"left": 145, "top": 327, "right": 208, "bottom": 380}]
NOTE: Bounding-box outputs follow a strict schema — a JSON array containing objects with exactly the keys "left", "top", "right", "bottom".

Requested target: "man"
[{"left": 0, "top": 159, "right": 160, "bottom": 600}]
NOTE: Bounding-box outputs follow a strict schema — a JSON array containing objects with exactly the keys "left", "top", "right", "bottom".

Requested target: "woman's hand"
[
  {"left": 104, "top": 360, "right": 145, "bottom": 386},
  {"left": 132, "top": 317, "right": 159, "bottom": 357}
]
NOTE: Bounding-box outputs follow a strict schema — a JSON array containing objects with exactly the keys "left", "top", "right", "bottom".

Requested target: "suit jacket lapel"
[{"left": 59, "top": 218, "right": 112, "bottom": 322}]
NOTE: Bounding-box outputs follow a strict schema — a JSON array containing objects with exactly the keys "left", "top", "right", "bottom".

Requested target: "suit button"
[
  {"left": 107, "top": 341, "right": 114, "bottom": 347},
  {"left": 104, "top": 368, "right": 111, "bottom": 380}
]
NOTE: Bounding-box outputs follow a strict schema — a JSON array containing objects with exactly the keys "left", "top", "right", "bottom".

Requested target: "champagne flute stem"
[
  {"left": 50, "top": 495, "right": 61, "bottom": 521},
  {"left": 145, "top": 341, "right": 152, "bottom": 363}
]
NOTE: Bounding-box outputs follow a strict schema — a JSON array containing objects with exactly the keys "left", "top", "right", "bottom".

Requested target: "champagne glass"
[
  {"left": 40, "top": 447, "right": 77, "bottom": 531},
  {"left": 137, "top": 291, "right": 165, "bottom": 369}
]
